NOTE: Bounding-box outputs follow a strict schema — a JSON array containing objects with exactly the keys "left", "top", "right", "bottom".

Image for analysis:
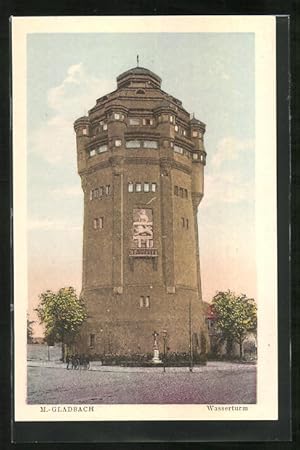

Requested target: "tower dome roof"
[{"left": 117, "top": 66, "right": 162, "bottom": 88}]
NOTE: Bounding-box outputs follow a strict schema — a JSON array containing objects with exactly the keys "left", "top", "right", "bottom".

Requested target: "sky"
[{"left": 27, "top": 33, "right": 255, "bottom": 335}]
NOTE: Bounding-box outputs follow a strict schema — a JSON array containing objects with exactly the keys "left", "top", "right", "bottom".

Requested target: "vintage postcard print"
[{"left": 12, "top": 16, "right": 278, "bottom": 422}]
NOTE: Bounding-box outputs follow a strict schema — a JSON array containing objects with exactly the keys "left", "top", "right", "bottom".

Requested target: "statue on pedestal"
[{"left": 152, "top": 331, "right": 162, "bottom": 364}]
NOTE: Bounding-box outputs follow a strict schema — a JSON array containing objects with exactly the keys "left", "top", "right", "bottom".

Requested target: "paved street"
[{"left": 27, "top": 362, "right": 256, "bottom": 404}]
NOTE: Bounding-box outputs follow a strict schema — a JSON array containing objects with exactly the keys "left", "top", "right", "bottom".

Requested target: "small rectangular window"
[
  {"left": 183, "top": 130, "right": 186, "bottom": 136},
  {"left": 135, "top": 183, "right": 142, "bottom": 192},
  {"left": 193, "top": 153, "right": 199, "bottom": 160},
  {"left": 182, "top": 217, "right": 185, "bottom": 228},
  {"left": 100, "top": 120, "right": 104, "bottom": 126},
  {"left": 103, "top": 124, "right": 108, "bottom": 131},
  {"left": 192, "top": 131, "right": 198, "bottom": 137},
  {"left": 174, "top": 125, "right": 179, "bottom": 132},
  {"left": 186, "top": 218, "right": 189, "bottom": 229},
  {"left": 179, "top": 188, "right": 184, "bottom": 198},
  {"left": 82, "top": 128, "right": 87, "bottom": 135},
  {"left": 98, "top": 144, "right": 108, "bottom": 153},
  {"left": 145, "top": 296, "right": 150, "bottom": 308},
  {"left": 144, "top": 182, "right": 150, "bottom": 192},
  {"left": 94, "top": 188, "right": 99, "bottom": 199},
  {"left": 139, "top": 296, "right": 144, "bottom": 308},
  {"left": 99, "top": 186, "right": 103, "bottom": 197},
  {"left": 174, "top": 185, "right": 178, "bottom": 196},
  {"left": 169, "top": 116, "right": 174, "bottom": 123},
  {"left": 89, "top": 334, "right": 95, "bottom": 347},
  {"left": 114, "top": 113, "right": 120, "bottom": 120},
  {"left": 126, "top": 140, "right": 141, "bottom": 148},
  {"left": 99, "top": 217, "right": 104, "bottom": 229},
  {"left": 115, "top": 139, "right": 122, "bottom": 147},
  {"left": 184, "top": 189, "right": 188, "bottom": 199},
  {"left": 89, "top": 190, "right": 93, "bottom": 201},
  {"left": 151, "top": 183, "right": 157, "bottom": 192},
  {"left": 93, "top": 218, "right": 99, "bottom": 229},
  {"left": 90, "top": 149, "right": 96, "bottom": 157},
  {"left": 129, "top": 118, "right": 140, "bottom": 126},
  {"left": 128, "top": 182, "right": 134, "bottom": 193},
  {"left": 105, "top": 185, "right": 110, "bottom": 195},
  {"left": 174, "top": 145, "right": 183, "bottom": 154},
  {"left": 144, "top": 140, "right": 158, "bottom": 149}
]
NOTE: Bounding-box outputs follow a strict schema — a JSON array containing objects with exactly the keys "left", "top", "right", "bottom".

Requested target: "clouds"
[
  {"left": 211, "top": 137, "right": 254, "bottom": 169},
  {"left": 29, "top": 63, "right": 115, "bottom": 165},
  {"left": 202, "top": 136, "right": 254, "bottom": 207},
  {"left": 28, "top": 218, "right": 81, "bottom": 231}
]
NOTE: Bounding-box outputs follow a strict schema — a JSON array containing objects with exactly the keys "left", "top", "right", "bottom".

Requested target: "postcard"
[{"left": 12, "top": 15, "right": 278, "bottom": 423}]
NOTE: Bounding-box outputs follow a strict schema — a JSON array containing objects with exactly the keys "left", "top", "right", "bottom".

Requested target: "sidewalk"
[{"left": 27, "top": 359, "right": 256, "bottom": 373}]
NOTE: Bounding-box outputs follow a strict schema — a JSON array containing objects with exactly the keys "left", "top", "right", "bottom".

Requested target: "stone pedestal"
[{"left": 152, "top": 348, "right": 162, "bottom": 364}]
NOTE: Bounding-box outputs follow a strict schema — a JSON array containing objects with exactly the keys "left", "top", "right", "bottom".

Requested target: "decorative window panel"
[{"left": 132, "top": 209, "right": 153, "bottom": 249}]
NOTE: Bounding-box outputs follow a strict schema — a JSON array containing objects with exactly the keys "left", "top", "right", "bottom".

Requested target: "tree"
[
  {"left": 211, "top": 290, "right": 257, "bottom": 359},
  {"left": 27, "top": 316, "right": 35, "bottom": 343},
  {"left": 36, "top": 287, "right": 87, "bottom": 361}
]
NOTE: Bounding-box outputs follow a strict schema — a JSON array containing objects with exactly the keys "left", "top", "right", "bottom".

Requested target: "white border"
[{"left": 12, "top": 15, "right": 277, "bottom": 422}]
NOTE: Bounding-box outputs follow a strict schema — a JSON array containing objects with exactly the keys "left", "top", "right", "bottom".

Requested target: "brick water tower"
[{"left": 74, "top": 65, "right": 208, "bottom": 357}]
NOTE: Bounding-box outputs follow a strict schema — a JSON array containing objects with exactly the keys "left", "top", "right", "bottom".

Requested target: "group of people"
[{"left": 66, "top": 354, "right": 90, "bottom": 370}]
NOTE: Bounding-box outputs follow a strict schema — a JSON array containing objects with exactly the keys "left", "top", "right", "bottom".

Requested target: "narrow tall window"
[
  {"left": 184, "top": 189, "right": 188, "bottom": 199},
  {"left": 135, "top": 183, "right": 142, "bottom": 192},
  {"left": 175, "top": 125, "right": 179, "bottom": 132},
  {"left": 105, "top": 185, "right": 110, "bottom": 195},
  {"left": 186, "top": 218, "right": 189, "bottom": 229},
  {"left": 182, "top": 217, "right": 185, "bottom": 228},
  {"left": 139, "top": 296, "right": 144, "bottom": 308},
  {"left": 99, "top": 217, "right": 104, "bottom": 229},
  {"left": 174, "top": 185, "right": 178, "bottom": 196},
  {"left": 89, "top": 190, "right": 93, "bottom": 201},
  {"left": 89, "top": 334, "right": 95, "bottom": 347},
  {"left": 103, "top": 123, "right": 108, "bottom": 131},
  {"left": 93, "top": 218, "right": 99, "bottom": 229},
  {"left": 144, "top": 182, "right": 150, "bottom": 192},
  {"left": 151, "top": 183, "right": 157, "bottom": 192},
  {"left": 128, "top": 182, "right": 134, "bottom": 193},
  {"left": 94, "top": 188, "right": 99, "bottom": 199},
  {"left": 145, "top": 296, "right": 150, "bottom": 308},
  {"left": 179, "top": 187, "right": 184, "bottom": 198}
]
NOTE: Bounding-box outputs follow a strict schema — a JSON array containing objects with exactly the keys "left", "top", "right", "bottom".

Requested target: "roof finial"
[{"left": 137, "top": 54, "right": 139, "bottom": 67}]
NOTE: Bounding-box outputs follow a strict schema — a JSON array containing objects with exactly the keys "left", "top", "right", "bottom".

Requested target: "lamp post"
[{"left": 162, "top": 329, "right": 168, "bottom": 373}]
